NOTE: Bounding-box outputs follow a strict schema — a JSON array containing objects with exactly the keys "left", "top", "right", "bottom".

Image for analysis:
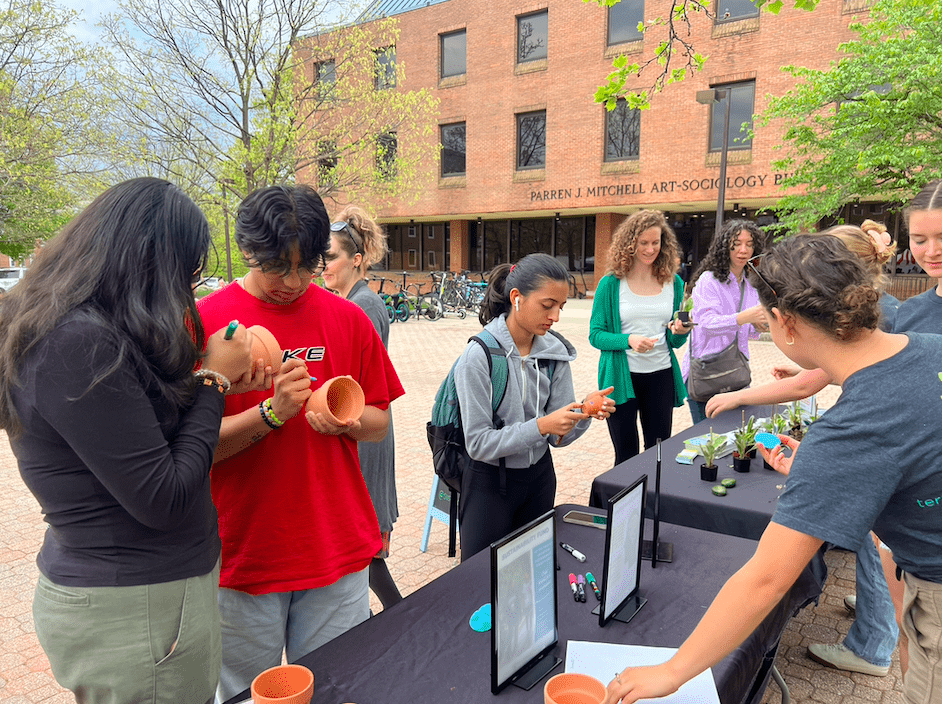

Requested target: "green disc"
[
  {"left": 712, "top": 485, "right": 727, "bottom": 496},
  {"left": 721, "top": 478, "right": 737, "bottom": 488}
]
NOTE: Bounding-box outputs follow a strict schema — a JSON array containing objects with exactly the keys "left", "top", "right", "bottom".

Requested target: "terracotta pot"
[
  {"left": 251, "top": 664, "right": 314, "bottom": 704},
  {"left": 700, "top": 463, "right": 718, "bottom": 482},
  {"left": 306, "top": 375, "right": 365, "bottom": 423},
  {"left": 582, "top": 396, "right": 604, "bottom": 416},
  {"left": 247, "top": 325, "right": 283, "bottom": 375},
  {"left": 732, "top": 452, "right": 751, "bottom": 473},
  {"left": 544, "top": 672, "right": 606, "bottom": 704}
]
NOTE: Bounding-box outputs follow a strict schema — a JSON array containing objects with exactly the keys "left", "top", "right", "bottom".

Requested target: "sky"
[{"left": 58, "top": 0, "right": 119, "bottom": 43}]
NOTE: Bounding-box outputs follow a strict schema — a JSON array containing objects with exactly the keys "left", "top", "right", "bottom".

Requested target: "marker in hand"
[
  {"left": 560, "top": 542, "right": 586, "bottom": 562},
  {"left": 569, "top": 573, "right": 579, "bottom": 602},
  {"left": 585, "top": 572, "right": 602, "bottom": 601}
]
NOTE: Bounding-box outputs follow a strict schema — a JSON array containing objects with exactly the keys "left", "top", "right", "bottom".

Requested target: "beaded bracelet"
[
  {"left": 194, "top": 369, "right": 231, "bottom": 393},
  {"left": 259, "top": 401, "right": 279, "bottom": 429},
  {"left": 197, "top": 376, "right": 226, "bottom": 394},
  {"left": 263, "top": 399, "right": 285, "bottom": 426},
  {"left": 259, "top": 398, "right": 284, "bottom": 429}
]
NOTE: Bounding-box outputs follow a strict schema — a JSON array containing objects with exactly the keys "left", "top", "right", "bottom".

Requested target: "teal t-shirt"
[{"left": 772, "top": 333, "right": 942, "bottom": 583}]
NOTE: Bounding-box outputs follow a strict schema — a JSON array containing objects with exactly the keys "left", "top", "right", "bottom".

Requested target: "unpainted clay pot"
[
  {"left": 251, "top": 664, "right": 314, "bottom": 704},
  {"left": 306, "top": 375, "right": 365, "bottom": 423},
  {"left": 544, "top": 672, "right": 607, "bottom": 704},
  {"left": 247, "top": 325, "right": 283, "bottom": 375}
]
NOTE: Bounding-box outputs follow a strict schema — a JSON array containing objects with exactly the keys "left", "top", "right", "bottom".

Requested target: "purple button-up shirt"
[{"left": 681, "top": 271, "right": 760, "bottom": 379}]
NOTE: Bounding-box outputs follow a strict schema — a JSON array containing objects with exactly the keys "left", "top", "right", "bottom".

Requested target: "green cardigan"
[{"left": 588, "top": 273, "right": 689, "bottom": 407}]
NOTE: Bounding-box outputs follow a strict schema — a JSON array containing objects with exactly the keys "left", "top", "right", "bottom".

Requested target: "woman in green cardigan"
[{"left": 589, "top": 210, "right": 691, "bottom": 465}]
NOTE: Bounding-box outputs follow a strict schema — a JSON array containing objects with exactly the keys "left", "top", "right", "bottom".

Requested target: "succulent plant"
[
  {"left": 700, "top": 429, "right": 727, "bottom": 468},
  {"left": 733, "top": 415, "right": 757, "bottom": 457}
]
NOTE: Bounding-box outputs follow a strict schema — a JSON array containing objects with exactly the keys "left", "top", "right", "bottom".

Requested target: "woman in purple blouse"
[{"left": 682, "top": 219, "right": 768, "bottom": 423}]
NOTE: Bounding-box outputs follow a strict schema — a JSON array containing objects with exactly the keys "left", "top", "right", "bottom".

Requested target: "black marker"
[{"left": 560, "top": 542, "right": 586, "bottom": 562}]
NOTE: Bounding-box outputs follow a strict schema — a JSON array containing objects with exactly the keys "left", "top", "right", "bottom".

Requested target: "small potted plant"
[
  {"left": 731, "top": 414, "right": 757, "bottom": 473},
  {"left": 675, "top": 295, "right": 694, "bottom": 325},
  {"left": 699, "top": 429, "right": 726, "bottom": 482},
  {"left": 786, "top": 402, "right": 805, "bottom": 441},
  {"left": 762, "top": 413, "right": 788, "bottom": 469}
]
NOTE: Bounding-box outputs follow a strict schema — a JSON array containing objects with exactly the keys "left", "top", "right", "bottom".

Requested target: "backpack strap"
[{"left": 468, "top": 330, "right": 509, "bottom": 496}]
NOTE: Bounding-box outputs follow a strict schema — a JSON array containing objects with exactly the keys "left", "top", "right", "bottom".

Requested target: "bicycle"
[{"left": 373, "top": 276, "right": 410, "bottom": 323}]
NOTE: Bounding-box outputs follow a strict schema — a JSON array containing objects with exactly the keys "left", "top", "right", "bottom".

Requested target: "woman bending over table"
[{"left": 603, "top": 233, "right": 942, "bottom": 704}]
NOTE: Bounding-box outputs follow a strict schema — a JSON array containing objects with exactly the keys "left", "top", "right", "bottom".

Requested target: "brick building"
[{"left": 303, "top": 0, "right": 878, "bottom": 289}]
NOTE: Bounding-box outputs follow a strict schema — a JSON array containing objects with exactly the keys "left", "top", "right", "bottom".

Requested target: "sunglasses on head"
[
  {"left": 746, "top": 254, "right": 777, "bottom": 298},
  {"left": 330, "top": 221, "right": 363, "bottom": 257}
]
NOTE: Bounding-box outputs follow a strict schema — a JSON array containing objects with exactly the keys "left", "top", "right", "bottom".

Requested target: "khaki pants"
[
  {"left": 902, "top": 571, "right": 942, "bottom": 704},
  {"left": 33, "top": 563, "right": 221, "bottom": 704}
]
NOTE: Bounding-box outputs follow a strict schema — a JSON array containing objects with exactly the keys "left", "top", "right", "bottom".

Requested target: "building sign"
[{"left": 529, "top": 173, "right": 793, "bottom": 202}]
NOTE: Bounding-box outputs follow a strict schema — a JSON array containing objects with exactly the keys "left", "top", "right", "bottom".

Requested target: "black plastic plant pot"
[
  {"left": 732, "top": 453, "right": 751, "bottom": 473},
  {"left": 748, "top": 448, "right": 758, "bottom": 459},
  {"left": 764, "top": 458, "right": 776, "bottom": 470},
  {"left": 677, "top": 311, "right": 691, "bottom": 324},
  {"left": 700, "top": 463, "right": 718, "bottom": 482}
]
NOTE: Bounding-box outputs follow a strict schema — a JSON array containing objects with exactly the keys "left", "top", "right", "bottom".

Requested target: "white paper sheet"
[{"left": 564, "top": 641, "right": 720, "bottom": 704}]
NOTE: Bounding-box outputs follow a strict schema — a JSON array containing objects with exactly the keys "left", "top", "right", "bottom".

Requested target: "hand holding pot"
[
  {"left": 305, "top": 375, "right": 366, "bottom": 435},
  {"left": 758, "top": 434, "right": 799, "bottom": 476},
  {"left": 268, "top": 359, "right": 313, "bottom": 423},
  {"left": 204, "top": 323, "right": 254, "bottom": 391},
  {"left": 583, "top": 386, "right": 615, "bottom": 420},
  {"left": 538, "top": 402, "right": 586, "bottom": 438}
]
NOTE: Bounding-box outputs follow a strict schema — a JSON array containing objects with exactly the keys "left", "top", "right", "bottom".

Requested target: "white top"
[{"left": 619, "top": 278, "right": 673, "bottom": 374}]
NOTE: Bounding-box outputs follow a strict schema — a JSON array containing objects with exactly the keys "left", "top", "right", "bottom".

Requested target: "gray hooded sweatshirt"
[{"left": 454, "top": 314, "right": 591, "bottom": 468}]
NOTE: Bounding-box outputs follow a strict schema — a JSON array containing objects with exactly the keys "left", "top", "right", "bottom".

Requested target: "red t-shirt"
[{"left": 198, "top": 283, "right": 405, "bottom": 595}]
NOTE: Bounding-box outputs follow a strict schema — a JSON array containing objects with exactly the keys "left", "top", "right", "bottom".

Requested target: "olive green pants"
[
  {"left": 902, "top": 571, "right": 942, "bottom": 704},
  {"left": 33, "top": 563, "right": 220, "bottom": 704}
]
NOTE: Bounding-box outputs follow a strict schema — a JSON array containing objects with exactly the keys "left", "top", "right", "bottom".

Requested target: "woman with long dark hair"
[
  {"left": 454, "top": 253, "right": 614, "bottom": 560},
  {"left": 0, "top": 178, "right": 257, "bottom": 704},
  {"left": 682, "top": 219, "right": 768, "bottom": 423}
]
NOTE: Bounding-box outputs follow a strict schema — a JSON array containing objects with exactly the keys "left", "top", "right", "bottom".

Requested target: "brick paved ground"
[{"left": 0, "top": 297, "right": 905, "bottom": 703}]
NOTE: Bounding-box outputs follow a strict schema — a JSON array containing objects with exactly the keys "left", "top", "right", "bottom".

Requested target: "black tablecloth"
[
  {"left": 226, "top": 502, "right": 823, "bottom": 704},
  {"left": 591, "top": 405, "right": 786, "bottom": 541}
]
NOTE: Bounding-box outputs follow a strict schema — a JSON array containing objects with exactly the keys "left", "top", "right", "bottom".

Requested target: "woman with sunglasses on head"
[
  {"left": 321, "top": 205, "right": 402, "bottom": 609},
  {"left": 603, "top": 233, "right": 942, "bottom": 704},
  {"left": 0, "top": 178, "right": 259, "bottom": 704},
  {"left": 589, "top": 210, "right": 692, "bottom": 466},
  {"left": 682, "top": 219, "right": 768, "bottom": 424}
]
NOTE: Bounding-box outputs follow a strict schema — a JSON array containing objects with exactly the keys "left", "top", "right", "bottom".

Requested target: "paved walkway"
[{"left": 0, "top": 298, "right": 904, "bottom": 703}]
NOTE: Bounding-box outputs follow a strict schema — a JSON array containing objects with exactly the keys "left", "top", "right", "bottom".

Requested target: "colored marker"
[
  {"left": 568, "top": 573, "right": 578, "bottom": 601},
  {"left": 560, "top": 542, "right": 586, "bottom": 562},
  {"left": 585, "top": 572, "right": 602, "bottom": 601},
  {"left": 576, "top": 574, "right": 587, "bottom": 602},
  {"left": 224, "top": 320, "right": 239, "bottom": 340}
]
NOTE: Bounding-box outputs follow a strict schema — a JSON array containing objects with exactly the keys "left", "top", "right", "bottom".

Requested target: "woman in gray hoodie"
[{"left": 454, "top": 253, "right": 614, "bottom": 560}]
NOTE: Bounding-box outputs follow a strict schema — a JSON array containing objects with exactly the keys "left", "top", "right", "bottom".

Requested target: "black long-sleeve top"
[{"left": 11, "top": 310, "right": 224, "bottom": 587}]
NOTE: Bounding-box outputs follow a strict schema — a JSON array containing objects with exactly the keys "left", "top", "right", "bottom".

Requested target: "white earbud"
[{"left": 514, "top": 298, "right": 520, "bottom": 311}]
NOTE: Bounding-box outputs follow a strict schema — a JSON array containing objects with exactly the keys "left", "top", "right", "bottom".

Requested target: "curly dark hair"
[
  {"left": 752, "top": 234, "right": 880, "bottom": 341},
  {"left": 690, "top": 219, "right": 766, "bottom": 286},
  {"left": 607, "top": 210, "right": 679, "bottom": 285}
]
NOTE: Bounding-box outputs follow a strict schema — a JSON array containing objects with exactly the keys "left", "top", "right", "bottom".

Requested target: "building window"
[
  {"left": 408, "top": 249, "right": 417, "bottom": 267},
  {"left": 709, "top": 81, "right": 755, "bottom": 151},
  {"left": 440, "top": 30, "right": 466, "bottom": 78},
  {"left": 408, "top": 225, "right": 417, "bottom": 238},
  {"left": 376, "top": 132, "right": 397, "bottom": 180},
  {"left": 604, "top": 99, "right": 640, "bottom": 161},
  {"left": 317, "top": 139, "right": 338, "bottom": 189},
  {"left": 374, "top": 46, "right": 396, "bottom": 90},
  {"left": 608, "top": 0, "right": 643, "bottom": 45},
  {"left": 517, "top": 10, "right": 547, "bottom": 63},
  {"left": 517, "top": 111, "right": 546, "bottom": 170},
  {"left": 440, "top": 122, "right": 466, "bottom": 177},
  {"left": 428, "top": 250, "right": 437, "bottom": 268},
  {"left": 314, "top": 60, "right": 336, "bottom": 99},
  {"left": 715, "top": 0, "right": 759, "bottom": 22}
]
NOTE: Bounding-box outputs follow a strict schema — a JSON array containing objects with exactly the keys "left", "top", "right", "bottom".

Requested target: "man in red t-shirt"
[{"left": 197, "top": 185, "right": 404, "bottom": 702}]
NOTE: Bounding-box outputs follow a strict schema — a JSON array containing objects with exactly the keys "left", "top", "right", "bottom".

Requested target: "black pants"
[
  {"left": 458, "top": 450, "right": 556, "bottom": 562},
  {"left": 606, "top": 367, "right": 674, "bottom": 466}
]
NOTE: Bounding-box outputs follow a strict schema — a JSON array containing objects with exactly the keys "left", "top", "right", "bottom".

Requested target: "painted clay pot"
[
  {"left": 306, "top": 375, "right": 365, "bottom": 423},
  {"left": 251, "top": 664, "right": 314, "bottom": 704},
  {"left": 247, "top": 325, "right": 283, "bottom": 375},
  {"left": 700, "top": 463, "right": 718, "bottom": 482},
  {"left": 544, "top": 672, "right": 606, "bottom": 704},
  {"left": 582, "top": 396, "right": 604, "bottom": 417},
  {"left": 732, "top": 452, "right": 751, "bottom": 473}
]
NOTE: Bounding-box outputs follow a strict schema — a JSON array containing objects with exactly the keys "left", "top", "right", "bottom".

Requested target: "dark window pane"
[
  {"left": 374, "top": 46, "right": 396, "bottom": 90},
  {"left": 377, "top": 132, "right": 397, "bottom": 180},
  {"left": 441, "top": 122, "right": 466, "bottom": 176},
  {"left": 517, "top": 111, "right": 546, "bottom": 170},
  {"left": 605, "top": 100, "right": 640, "bottom": 161},
  {"left": 441, "top": 30, "right": 466, "bottom": 78},
  {"left": 715, "top": 0, "right": 759, "bottom": 22},
  {"left": 317, "top": 139, "right": 338, "bottom": 190},
  {"left": 608, "top": 0, "right": 643, "bottom": 45},
  {"left": 517, "top": 11, "right": 547, "bottom": 63},
  {"left": 315, "top": 60, "right": 335, "bottom": 99},
  {"left": 709, "top": 82, "right": 755, "bottom": 151}
]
